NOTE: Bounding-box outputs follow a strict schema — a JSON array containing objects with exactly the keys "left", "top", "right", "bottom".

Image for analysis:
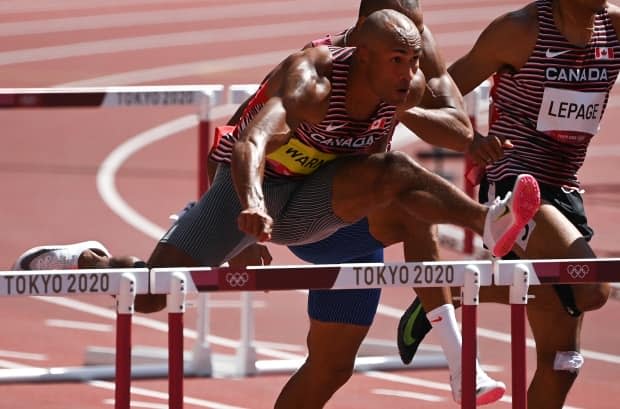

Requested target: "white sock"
[{"left": 427, "top": 304, "right": 463, "bottom": 375}]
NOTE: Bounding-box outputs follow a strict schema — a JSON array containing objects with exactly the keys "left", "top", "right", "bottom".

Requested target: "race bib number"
[
  {"left": 267, "top": 138, "right": 337, "bottom": 176},
  {"left": 537, "top": 87, "right": 606, "bottom": 142}
]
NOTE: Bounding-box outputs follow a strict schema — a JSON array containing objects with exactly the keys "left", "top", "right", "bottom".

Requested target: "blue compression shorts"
[{"left": 288, "top": 218, "right": 384, "bottom": 326}]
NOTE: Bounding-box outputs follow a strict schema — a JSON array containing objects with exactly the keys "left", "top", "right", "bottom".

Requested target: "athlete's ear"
[{"left": 357, "top": 45, "right": 370, "bottom": 64}]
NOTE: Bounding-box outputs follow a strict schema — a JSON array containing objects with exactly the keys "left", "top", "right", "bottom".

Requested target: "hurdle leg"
[
  {"left": 510, "top": 264, "right": 530, "bottom": 409},
  {"left": 236, "top": 292, "right": 257, "bottom": 376},
  {"left": 115, "top": 273, "right": 137, "bottom": 409},
  {"left": 168, "top": 272, "right": 187, "bottom": 409},
  {"left": 461, "top": 264, "right": 481, "bottom": 409}
]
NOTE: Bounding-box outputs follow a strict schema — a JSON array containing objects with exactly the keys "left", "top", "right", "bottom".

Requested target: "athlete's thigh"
[
  {"left": 513, "top": 203, "right": 595, "bottom": 260},
  {"left": 307, "top": 319, "right": 370, "bottom": 365},
  {"left": 365, "top": 202, "right": 411, "bottom": 246}
]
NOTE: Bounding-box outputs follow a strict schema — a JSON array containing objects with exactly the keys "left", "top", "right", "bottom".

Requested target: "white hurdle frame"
[
  {"left": 151, "top": 261, "right": 494, "bottom": 409},
  {"left": 0, "top": 268, "right": 149, "bottom": 409}
]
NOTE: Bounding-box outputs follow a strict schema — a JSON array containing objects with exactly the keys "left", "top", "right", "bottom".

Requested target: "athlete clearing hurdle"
[{"left": 14, "top": 9, "right": 540, "bottom": 408}]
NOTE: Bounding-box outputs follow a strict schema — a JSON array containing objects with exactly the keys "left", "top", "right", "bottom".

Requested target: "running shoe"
[
  {"left": 13, "top": 241, "right": 110, "bottom": 270},
  {"left": 483, "top": 174, "right": 540, "bottom": 257},
  {"left": 396, "top": 297, "right": 432, "bottom": 364},
  {"left": 450, "top": 368, "right": 506, "bottom": 405}
]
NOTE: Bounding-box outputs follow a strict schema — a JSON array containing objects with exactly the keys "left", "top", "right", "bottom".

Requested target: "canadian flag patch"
[
  {"left": 369, "top": 118, "right": 386, "bottom": 130},
  {"left": 595, "top": 47, "right": 614, "bottom": 60}
]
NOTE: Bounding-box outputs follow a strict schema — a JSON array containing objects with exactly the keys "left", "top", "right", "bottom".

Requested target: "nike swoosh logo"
[
  {"left": 325, "top": 122, "right": 347, "bottom": 132},
  {"left": 545, "top": 49, "right": 570, "bottom": 58},
  {"left": 402, "top": 303, "right": 423, "bottom": 346}
]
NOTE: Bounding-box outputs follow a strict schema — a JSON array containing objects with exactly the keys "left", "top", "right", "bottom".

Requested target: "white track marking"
[
  {"left": 45, "top": 319, "right": 113, "bottom": 332},
  {"left": 57, "top": 51, "right": 292, "bottom": 87},
  {"left": 1, "top": 3, "right": 518, "bottom": 37},
  {"left": 0, "top": 18, "right": 350, "bottom": 67},
  {"left": 96, "top": 115, "right": 195, "bottom": 240},
  {"left": 33, "top": 296, "right": 303, "bottom": 361},
  {"left": 0, "top": 350, "right": 46, "bottom": 361},
  {"left": 103, "top": 399, "right": 167, "bottom": 409},
  {"left": 90, "top": 380, "right": 249, "bottom": 409},
  {"left": 372, "top": 388, "right": 445, "bottom": 402}
]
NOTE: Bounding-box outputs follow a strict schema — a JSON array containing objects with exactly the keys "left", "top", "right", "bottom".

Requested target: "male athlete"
[{"left": 396, "top": 1, "right": 614, "bottom": 408}]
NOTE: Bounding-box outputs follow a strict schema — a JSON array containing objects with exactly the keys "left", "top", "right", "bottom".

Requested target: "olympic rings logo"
[
  {"left": 566, "top": 264, "right": 590, "bottom": 279},
  {"left": 226, "top": 272, "right": 249, "bottom": 287}
]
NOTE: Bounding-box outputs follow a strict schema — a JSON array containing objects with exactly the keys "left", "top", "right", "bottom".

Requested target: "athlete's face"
[{"left": 367, "top": 32, "right": 422, "bottom": 105}]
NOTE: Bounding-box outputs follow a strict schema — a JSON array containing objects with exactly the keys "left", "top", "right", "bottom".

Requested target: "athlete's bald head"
[
  {"left": 357, "top": 9, "right": 421, "bottom": 53},
  {"left": 358, "top": 0, "right": 423, "bottom": 29}
]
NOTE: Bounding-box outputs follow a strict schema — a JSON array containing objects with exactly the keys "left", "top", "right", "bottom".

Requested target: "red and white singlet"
[
  {"left": 210, "top": 46, "right": 397, "bottom": 178},
  {"left": 487, "top": 0, "right": 620, "bottom": 187}
]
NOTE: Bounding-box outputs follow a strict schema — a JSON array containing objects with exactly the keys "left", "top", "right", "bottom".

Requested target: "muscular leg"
[
  {"left": 275, "top": 246, "right": 382, "bottom": 409},
  {"left": 274, "top": 320, "right": 370, "bottom": 409},
  {"left": 468, "top": 204, "right": 609, "bottom": 408},
  {"left": 331, "top": 152, "right": 487, "bottom": 233},
  {"left": 513, "top": 204, "right": 610, "bottom": 312}
]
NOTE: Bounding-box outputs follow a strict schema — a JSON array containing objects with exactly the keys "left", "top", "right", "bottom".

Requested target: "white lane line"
[
  {"left": 0, "top": 0, "right": 195, "bottom": 13},
  {"left": 0, "top": 1, "right": 353, "bottom": 36},
  {"left": 0, "top": 18, "right": 350, "bottom": 67},
  {"left": 372, "top": 388, "right": 445, "bottom": 402},
  {"left": 33, "top": 295, "right": 303, "bottom": 361},
  {"left": 0, "top": 350, "right": 46, "bottom": 361},
  {"left": 103, "top": 399, "right": 167, "bottom": 409},
  {"left": 96, "top": 115, "right": 195, "bottom": 240},
  {"left": 90, "top": 380, "right": 249, "bottom": 409},
  {"left": 57, "top": 50, "right": 291, "bottom": 87},
  {"left": 0, "top": 3, "right": 519, "bottom": 37},
  {"left": 45, "top": 319, "right": 113, "bottom": 332}
]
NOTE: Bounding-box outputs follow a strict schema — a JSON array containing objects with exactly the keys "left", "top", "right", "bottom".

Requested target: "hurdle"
[
  {"left": 0, "top": 267, "right": 149, "bottom": 409},
  {"left": 0, "top": 84, "right": 252, "bottom": 380},
  {"left": 151, "top": 261, "right": 493, "bottom": 409},
  {"left": 496, "top": 258, "right": 620, "bottom": 409}
]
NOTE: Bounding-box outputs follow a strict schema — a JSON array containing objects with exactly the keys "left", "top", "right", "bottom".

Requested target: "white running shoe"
[
  {"left": 450, "top": 368, "right": 506, "bottom": 405},
  {"left": 13, "top": 241, "right": 110, "bottom": 270},
  {"left": 483, "top": 174, "right": 540, "bottom": 257}
]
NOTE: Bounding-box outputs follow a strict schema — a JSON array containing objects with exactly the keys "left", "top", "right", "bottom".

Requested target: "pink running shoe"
[
  {"left": 13, "top": 241, "right": 110, "bottom": 270},
  {"left": 483, "top": 174, "right": 541, "bottom": 257}
]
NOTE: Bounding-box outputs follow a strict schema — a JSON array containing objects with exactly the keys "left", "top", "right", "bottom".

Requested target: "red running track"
[{"left": 1, "top": 1, "right": 619, "bottom": 408}]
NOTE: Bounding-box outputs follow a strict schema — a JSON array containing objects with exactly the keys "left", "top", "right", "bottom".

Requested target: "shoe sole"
[
  {"left": 492, "top": 174, "right": 541, "bottom": 257},
  {"left": 476, "top": 384, "right": 506, "bottom": 406},
  {"left": 13, "top": 240, "right": 110, "bottom": 270}
]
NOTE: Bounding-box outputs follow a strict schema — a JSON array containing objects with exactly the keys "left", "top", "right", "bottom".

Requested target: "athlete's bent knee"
[
  {"left": 379, "top": 151, "right": 426, "bottom": 191},
  {"left": 306, "top": 357, "right": 355, "bottom": 392},
  {"left": 577, "top": 283, "right": 610, "bottom": 312},
  {"left": 554, "top": 351, "right": 584, "bottom": 374}
]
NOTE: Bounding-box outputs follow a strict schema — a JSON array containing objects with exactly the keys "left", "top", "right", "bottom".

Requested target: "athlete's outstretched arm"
[
  {"left": 231, "top": 47, "right": 331, "bottom": 241},
  {"left": 397, "top": 25, "right": 473, "bottom": 152}
]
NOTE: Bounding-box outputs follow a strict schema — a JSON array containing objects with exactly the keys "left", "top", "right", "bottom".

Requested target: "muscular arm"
[
  {"left": 397, "top": 25, "right": 473, "bottom": 152},
  {"left": 446, "top": 5, "right": 537, "bottom": 164},
  {"left": 448, "top": 5, "right": 536, "bottom": 95},
  {"left": 231, "top": 47, "right": 331, "bottom": 239}
]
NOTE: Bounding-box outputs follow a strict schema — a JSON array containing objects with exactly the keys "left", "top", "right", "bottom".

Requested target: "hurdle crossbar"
[{"left": 152, "top": 261, "right": 493, "bottom": 409}]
